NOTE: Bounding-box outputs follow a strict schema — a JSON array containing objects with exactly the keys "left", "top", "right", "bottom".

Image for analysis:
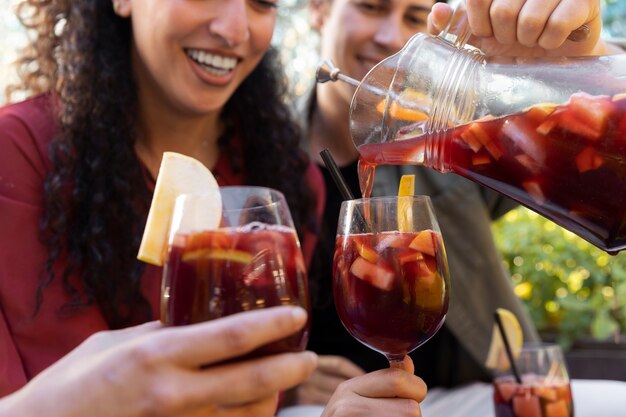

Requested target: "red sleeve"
[
  {"left": 0, "top": 103, "right": 51, "bottom": 395},
  {"left": 0, "top": 96, "right": 67, "bottom": 396},
  {"left": 0, "top": 303, "right": 27, "bottom": 396},
  {"left": 301, "top": 162, "right": 325, "bottom": 270}
]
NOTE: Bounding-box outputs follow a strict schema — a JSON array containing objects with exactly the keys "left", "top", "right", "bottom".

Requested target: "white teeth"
[{"left": 186, "top": 49, "right": 237, "bottom": 73}]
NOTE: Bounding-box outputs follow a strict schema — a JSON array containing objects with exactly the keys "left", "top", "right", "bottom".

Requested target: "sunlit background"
[{"left": 1, "top": 0, "right": 626, "bottom": 348}]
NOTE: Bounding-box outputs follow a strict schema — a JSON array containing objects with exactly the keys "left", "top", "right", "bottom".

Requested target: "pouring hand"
[{"left": 428, "top": 0, "right": 612, "bottom": 57}]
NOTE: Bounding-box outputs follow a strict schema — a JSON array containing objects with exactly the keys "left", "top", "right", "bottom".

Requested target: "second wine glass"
[
  {"left": 333, "top": 195, "right": 450, "bottom": 368},
  {"left": 161, "top": 186, "right": 310, "bottom": 358}
]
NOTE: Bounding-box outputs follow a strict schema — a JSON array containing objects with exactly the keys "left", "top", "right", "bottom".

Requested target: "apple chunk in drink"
[{"left": 333, "top": 229, "right": 449, "bottom": 358}]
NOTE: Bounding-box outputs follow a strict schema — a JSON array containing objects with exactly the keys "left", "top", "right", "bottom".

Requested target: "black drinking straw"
[
  {"left": 494, "top": 310, "right": 523, "bottom": 384},
  {"left": 319, "top": 149, "right": 369, "bottom": 229},
  {"left": 320, "top": 149, "right": 356, "bottom": 200}
]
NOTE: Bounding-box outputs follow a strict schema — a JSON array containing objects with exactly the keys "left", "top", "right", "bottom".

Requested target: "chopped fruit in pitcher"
[
  {"left": 377, "top": 89, "right": 431, "bottom": 122},
  {"left": 568, "top": 93, "right": 613, "bottom": 138},
  {"left": 358, "top": 93, "right": 626, "bottom": 253},
  {"left": 522, "top": 180, "right": 546, "bottom": 205},
  {"left": 461, "top": 128, "right": 483, "bottom": 152},
  {"left": 525, "top": 103, "right": 556, "bottom": 124},
  {"left": 501, "top": 119, "right": 546, "bottom": 165},
  {"left": 472, "top": 153, "right": 491, "bottom": 166},
  {"left": 536, "top": 110, "right": 562, "bottom": 135},
  {"left": 575, "top": 146, "right": 604, "bottom": 173},
  {"left": 334, "top": 230, "right": 448, "bottom": 357}
]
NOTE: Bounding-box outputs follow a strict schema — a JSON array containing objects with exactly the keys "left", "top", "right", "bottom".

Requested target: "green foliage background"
[{"left": 492, "top": 208, "right": 626, "bottom": 349}]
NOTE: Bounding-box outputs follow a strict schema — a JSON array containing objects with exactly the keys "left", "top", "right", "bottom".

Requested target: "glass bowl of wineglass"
[
  {"left": 161, "top": 186, "right": 311, "bottom": 358},
  {"left": 333, "top": 195, "right": 450, "bottom": 368}
]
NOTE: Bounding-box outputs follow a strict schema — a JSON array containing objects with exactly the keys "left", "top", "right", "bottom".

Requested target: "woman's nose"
[{"left": 208, "top": 0, "right": 250, "bottom": 47}]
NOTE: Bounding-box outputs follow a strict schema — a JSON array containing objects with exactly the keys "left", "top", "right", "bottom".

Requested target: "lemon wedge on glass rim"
[
  {"left": 137, "top": 152, "right": 221, "bottom": 266},
  {"left": 485, "top": 308, "right": 524, "bottom": 370}
]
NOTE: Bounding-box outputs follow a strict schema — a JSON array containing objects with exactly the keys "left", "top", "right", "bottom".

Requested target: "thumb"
[{"left": 402, "top": 355, "right": 415, "bottom": 374}]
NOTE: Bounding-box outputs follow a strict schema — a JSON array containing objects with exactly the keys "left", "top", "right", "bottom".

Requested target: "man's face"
[{"left": 314, "top": 0, "right": 435, "bottom": 103}]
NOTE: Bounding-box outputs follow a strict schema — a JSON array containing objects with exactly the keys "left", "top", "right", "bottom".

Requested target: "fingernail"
[
  {"left": 304, "top": 351, "right": 318, "bottom": 365},
  {"left": 291, "top": 306, "right": 307, "bottom": 323}
]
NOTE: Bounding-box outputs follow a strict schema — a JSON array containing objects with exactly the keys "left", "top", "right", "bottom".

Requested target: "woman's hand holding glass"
[{"left": 0, "top": 307, "right": 317, "bottom": 417}]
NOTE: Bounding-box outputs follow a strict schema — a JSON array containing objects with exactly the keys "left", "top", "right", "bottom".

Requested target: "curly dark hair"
[{"left": 10, "top": 0, "right": 317, "bottom": 329}]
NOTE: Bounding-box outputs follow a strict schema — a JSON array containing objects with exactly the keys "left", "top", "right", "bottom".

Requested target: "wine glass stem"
[{"left": 388, "top": 355, "right": 405, "bottom": 369}]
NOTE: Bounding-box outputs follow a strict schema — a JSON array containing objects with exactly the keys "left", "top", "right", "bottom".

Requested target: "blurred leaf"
[
  {"left": 492, "top": 207, "right": 626, "bottom": 350},
  {"left": 591, "top": 311, "right": 620, "bottom": 340}
]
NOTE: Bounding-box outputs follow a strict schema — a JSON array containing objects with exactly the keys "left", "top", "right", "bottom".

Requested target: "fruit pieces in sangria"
[
  {"left": 494, "top": 375, "right": 573, "bottom": 417},
  {"left": 333, "top": 229, "right": 449, "bottom": 357},
  {"left": 162, "top": 223, "right": 309, "bottom": 355},
  {"left": 359, "top": 92, "right": 626, "bottom": 253},
  {"left": 448, "top": 92, "right": 626, "bottom": 253}
]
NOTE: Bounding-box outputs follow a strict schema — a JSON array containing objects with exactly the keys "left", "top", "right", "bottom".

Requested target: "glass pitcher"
[{"left": 339, "top": 8, "right": 626, "bottom": 254}]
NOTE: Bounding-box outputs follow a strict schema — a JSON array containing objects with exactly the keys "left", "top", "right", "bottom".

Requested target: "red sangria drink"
[
  {"left": 161, "top": 187, "right": 310, "bottom": 359},
  {"left": 334, "top": 229, "right": 449, "bottom": 358},
  {"left": 358, "top": 93, "right": 626, "bottom": 253},
  {"left": 333, "top": 195, "right": 450, "bottom": 367},
  {"left": 494, "top": 375, "right": 574, "bottom": 417}
]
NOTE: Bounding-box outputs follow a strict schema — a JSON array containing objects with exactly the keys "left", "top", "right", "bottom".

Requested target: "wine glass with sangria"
[
  {"left": 333, "top": 195, "right": 450, "bottom": 368},
  {"left": 161, "top": 186, "right": 310, "bottom": 358}
]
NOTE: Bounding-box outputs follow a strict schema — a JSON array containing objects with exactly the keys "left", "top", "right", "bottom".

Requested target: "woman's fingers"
[
  {"left": 317, "top": 355, "right": 365, "bottom": 379},
  {"left": 172, "top": 394, "right": 280, "bottom": 417},
  {"left": 213, "top": 394, "right": 280, "bottom": 417},
  {"left": 336, "top": 368, "right": 427, "bottom": 402},
  {"left": 325, "top": 396, "right": 422, "bottom": 417},
  {"left": 179, "top": 351, "right": 318, "bottom": 407},
  {"left": 152, "top": 306, "right": 308, "bottom": 367}
]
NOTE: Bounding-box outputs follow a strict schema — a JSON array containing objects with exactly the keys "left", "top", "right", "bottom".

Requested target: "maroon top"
[{"left": 0, "top": 94, "right": 325, "bottom": 396}]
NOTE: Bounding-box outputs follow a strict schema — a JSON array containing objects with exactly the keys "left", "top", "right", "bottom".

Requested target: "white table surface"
[{"left": 277, "top": 379, "right": 626, "bottom": 417}]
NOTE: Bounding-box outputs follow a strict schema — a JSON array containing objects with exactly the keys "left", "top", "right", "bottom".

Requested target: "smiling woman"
[{"left": 0, "top": 0, "right": 322, "bottom": 401}]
